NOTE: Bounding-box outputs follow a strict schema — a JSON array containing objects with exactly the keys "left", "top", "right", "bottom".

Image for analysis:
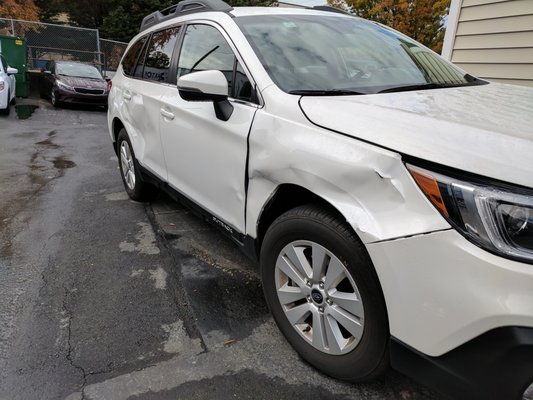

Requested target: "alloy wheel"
[
  {"left": 275, "top": 240, "right": 365, "bottom": 355},
  {"left": 120, "top": 140, "right": 136, "bottom": 190}
]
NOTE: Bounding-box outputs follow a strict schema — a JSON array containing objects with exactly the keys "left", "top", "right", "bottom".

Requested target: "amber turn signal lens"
[{"left": 408, "top": 166, "right": 449, "bottom": 217}]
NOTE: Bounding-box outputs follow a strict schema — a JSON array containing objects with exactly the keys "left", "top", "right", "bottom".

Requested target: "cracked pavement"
[{"left": 0, "top": 99, "right": 442, "bottom": 399}]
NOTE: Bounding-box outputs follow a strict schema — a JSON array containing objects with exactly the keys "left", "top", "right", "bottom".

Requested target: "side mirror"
[
  {"left": 6, "top": 67, "right": 18, "bottom": 75},
  {"left": 177, "top": 70, "right": 233, "bottom": 121}
]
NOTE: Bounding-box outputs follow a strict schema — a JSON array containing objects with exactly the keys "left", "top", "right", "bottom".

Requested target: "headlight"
[
  {"left": 0, "top": 81, "right": 4, "bottom": 91},
  {"left": 57, "top": 80, "right": 74, "bottom": 91},
  {"left": 407, "top": 164, "right": 533, "bottom": 263}
]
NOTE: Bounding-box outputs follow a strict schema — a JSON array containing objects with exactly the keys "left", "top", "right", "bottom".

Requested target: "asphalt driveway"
[{"left": 0, "top": 98, "right": 438, "bottom": 400}]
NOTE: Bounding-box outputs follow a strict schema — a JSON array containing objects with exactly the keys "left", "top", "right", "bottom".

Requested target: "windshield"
[
  {"left": 236, "top": 15, "right": 484, "bottom": 94},
  {"left": 56, "top": 63, "right": 103, "bottom": 80}
]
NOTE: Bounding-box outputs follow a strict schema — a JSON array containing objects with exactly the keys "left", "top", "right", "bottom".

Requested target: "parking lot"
[{"left": 0, "top": 97, "right": 439, "bottom": 400}]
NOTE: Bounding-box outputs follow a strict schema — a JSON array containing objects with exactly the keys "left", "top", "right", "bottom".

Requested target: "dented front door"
[{"left": 159, "top": 23, "right": 258, "bottom": 234}]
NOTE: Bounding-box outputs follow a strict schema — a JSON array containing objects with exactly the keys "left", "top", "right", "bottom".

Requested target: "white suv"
[
  {"left": 0, "top": 54, "right": 17, "bottom": 115},
  {"left": 108, "top": 2, "right": 533, "bottom": 398}
]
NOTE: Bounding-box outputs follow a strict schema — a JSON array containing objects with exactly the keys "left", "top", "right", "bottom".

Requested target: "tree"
[
  {"left": 0, "top": 0, "right": 40, "bottom": 36},
  {"left": 60, "top": 0, "right": 111, "bottom": 29},
  {"left": 33, "top": 0, "right": 66, "bottom": 23},
  {"left": 329, "top": 0, "right": 450, "bottom": 53},
  {"left": 100, "top": 0, "right": 178, "bottom": 43},
  {"left": 0, "top": 0, "right": 40, "bottom": 21},
  {"left": 93, "top": 0, "right": 276, "bottom": 42},
  {"left": 23, "top": 0, "right": 277, "bottom": 42}
]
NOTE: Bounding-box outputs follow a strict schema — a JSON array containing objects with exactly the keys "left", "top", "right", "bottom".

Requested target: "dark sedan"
[{"left": 39, "top": 61, "right": 109, "bottom": 108}]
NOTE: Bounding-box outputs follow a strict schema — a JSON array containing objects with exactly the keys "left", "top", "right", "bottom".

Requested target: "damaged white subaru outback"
[{"left": 108, "top": 1, "right": 533, "bottom": 398}]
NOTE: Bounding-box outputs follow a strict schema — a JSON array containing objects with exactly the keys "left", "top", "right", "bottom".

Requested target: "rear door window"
[
  {"left": 143, "top": 26, "right": 182, "bottom": 83},
  {"left": 122, "top": 35, "right": 148, "bottom": 77},
  {"left": 134, "top": 38, "right": 150, "bottom": 79}
]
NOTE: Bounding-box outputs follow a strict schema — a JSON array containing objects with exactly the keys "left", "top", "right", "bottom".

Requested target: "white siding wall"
[{"left": 442, "top": 0, "right": 533, "bottom": 87}]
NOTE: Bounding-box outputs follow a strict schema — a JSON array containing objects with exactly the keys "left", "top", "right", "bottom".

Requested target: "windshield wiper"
[
  {"left": 288, "top": 89, "right": 367, "bottom": 96},
  {"left": 190, "top": 46, "right": 219, "bottom": 72},
  {"left": 378, "top": 83, "right": 452, "bottom": 93},
  {"left": 378, "top": 79, "right": 486, "bottom": 94}
]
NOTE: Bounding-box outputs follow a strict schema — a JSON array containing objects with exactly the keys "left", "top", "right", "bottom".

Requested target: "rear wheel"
[
  {"left": 260, "top": 205, "right": 389, "bottom": 381},
  {"left": 117, "top": 129, "right": 151, "bottom": 201}
]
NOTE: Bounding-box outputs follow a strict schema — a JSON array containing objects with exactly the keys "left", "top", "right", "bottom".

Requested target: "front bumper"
[
  {"left": 367, "top": 229, "right": 533, "bottom": 398},
  {"left": 56, "top": 89, "right": 108, "bottom": 106},
  {"left": 367, "top": 229, "right": 533, "bottom": 356},
  {"left": 391, "top": 327, "right": 533, "bottom": 399}
]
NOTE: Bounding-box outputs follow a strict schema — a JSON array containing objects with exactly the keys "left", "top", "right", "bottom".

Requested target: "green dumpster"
[{"left": 0, "top": 35, "right": 29, "bottom": 97}]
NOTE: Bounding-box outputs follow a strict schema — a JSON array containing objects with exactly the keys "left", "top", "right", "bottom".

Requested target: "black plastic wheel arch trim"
[{"left": 390, "top": 327, "right": 533, "bottom": 400}]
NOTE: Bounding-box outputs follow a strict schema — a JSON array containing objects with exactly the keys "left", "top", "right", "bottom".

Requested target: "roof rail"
[
  {"left": 309, "top": 5, "right": 352, "bottom": 15},
  {"left": 140, "top": 0, "right": 233, "bottom": 33}
]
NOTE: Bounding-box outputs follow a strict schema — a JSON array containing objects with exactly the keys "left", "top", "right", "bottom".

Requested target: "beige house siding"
[{"left": 442, "top": 0, "right": 533, "bottom": 87}]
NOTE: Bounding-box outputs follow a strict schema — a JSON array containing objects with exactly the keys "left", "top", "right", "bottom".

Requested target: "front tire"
[
  {"left": 51, "top": 90, "right": 60, "bottom": 107},
  {"left": 117, "top": 129, "right": 150, "bottom": 201},
  {"left": 260, "top": 205, "right": 389, "bottom": 382}
]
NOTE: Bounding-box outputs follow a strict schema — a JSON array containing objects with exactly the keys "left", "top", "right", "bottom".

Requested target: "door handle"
[
  {"left": 123, "top": 91, "right": 132, "bottom": 101},
  {"left": 160, "top": 109, "right": 175, "bottom": 120}
]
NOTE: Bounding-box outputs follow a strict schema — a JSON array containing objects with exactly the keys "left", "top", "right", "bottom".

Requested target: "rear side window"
[
  {"left": 143, "top": 26, "right": 181, "bottom": 83},
  {"left": 134, "top": 41, "right": 149, "bottom": 78},
  {"left": 122, "top": 35, "right": 148, "bottom": 76}
]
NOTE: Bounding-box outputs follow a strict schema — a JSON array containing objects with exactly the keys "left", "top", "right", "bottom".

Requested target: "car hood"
[
  {"left": 299, "top": 83, "right": 533, "bottom": 188},
  {"left": 58, "top": 75, "right": 106, "bottom": 89}
]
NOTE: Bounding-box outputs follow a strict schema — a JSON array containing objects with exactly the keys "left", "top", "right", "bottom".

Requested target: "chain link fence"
[
  {"left": 0, "top": 17, "right": 127, "bottom": 75},
  {"left": 99, "top": 38, "right": 127, "bottom": 77}
]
